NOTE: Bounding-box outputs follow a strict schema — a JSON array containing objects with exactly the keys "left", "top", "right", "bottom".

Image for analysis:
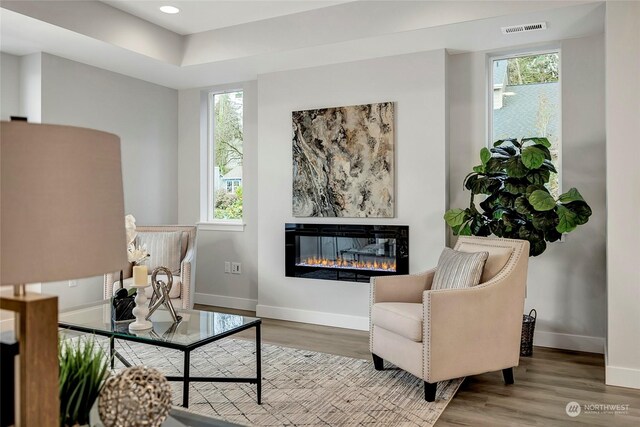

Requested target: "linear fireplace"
[{"left": 285, "top": 224, "right": 409, "bottom": 282}]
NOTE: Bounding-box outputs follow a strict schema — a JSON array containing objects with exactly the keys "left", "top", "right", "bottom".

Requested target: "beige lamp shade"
[{"left": 1, "top": 121, "right": 128, "bottom": 285}]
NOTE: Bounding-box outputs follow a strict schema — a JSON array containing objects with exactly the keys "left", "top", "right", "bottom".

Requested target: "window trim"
[
  {"left": 487, "top": 48, "right": 563, "bottom": 195},
  {"left": 205, "top": 88, "right": 244, "bottom": 225}
]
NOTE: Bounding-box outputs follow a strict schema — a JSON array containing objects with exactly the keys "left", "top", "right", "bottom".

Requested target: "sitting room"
[{"left": 1, "top": 1, "right": 639, "bottom": 426}]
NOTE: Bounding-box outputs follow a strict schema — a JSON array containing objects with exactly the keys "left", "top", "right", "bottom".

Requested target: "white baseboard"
[
  {"left": 534, "top": 330, "right": 604, "bottom": 354},
  {"left": 256, "top": 304, "right": 369, "bottom": 331},
  {"left": 606, "top": 365, "right": 640, "bottom": 389},
  {"left": 194, "top": 293, "right": 257, "bottom": 311}
]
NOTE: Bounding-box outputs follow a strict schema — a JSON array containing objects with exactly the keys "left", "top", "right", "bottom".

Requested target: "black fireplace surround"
[{"left": 285, "top": 224, "right": 409, "bottom": 283}]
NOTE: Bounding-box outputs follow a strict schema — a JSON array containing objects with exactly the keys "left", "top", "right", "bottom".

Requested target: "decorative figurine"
[
  {"left": 146, "top": 267, "right": 181, "bottom": 324},
  {"left": 98, "top": 366, "right": 172, "bottom": 427},
  {"left": 111, "top": 287, "right": 136, "bottom": 323}
]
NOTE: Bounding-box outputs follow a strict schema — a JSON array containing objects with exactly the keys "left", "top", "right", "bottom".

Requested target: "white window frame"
[
  {"left": 198, "top": 88, "right": 245, "bottom": 232},
  {"left": 487, "top": 48, "right": 563, "bottom": 195}
]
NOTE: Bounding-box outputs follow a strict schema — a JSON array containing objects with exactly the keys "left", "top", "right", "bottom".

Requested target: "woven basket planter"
[{"left": 520, "top": 309, "right": 537, "bottom": 357}]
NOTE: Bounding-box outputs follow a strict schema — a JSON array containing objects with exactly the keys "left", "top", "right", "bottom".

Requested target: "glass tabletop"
[{"left": 59, "top": 300, "right": 260, "bottom": 350}]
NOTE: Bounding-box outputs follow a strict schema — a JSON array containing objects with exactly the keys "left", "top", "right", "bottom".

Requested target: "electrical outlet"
[
  {"left": 68, "top": 280, "right": 78, "bottom": 287},
  {"left": 224, "top": 261, "right": 231, "bottom": 273},
  {"left": 231, "top": 262, "right": 242, "bottom": 274}
]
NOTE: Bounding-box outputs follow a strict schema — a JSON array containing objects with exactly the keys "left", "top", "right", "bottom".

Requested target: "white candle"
[{"left": 133, "top": 265, "right": 148, "bottom": 286}]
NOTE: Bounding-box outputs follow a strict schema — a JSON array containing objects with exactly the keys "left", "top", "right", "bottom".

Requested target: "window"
[
  {"left": 490, "top": 51, "right": 561, "bottom": 197},
  {"left": 208, "top": 90, "right": 243, "bottom": 221}
]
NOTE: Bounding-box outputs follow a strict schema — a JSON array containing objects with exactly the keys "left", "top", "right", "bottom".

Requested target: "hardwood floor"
[{"left": 195, "top": 304, "right": 640, "bottom": 426}]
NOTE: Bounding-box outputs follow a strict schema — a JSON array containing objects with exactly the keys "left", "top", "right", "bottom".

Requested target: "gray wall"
[
  {"left": 40, "top": 53, "right": 179, "bottom": 225},
  {"left": 256, "top": 50, "right": 448, "bottom": 329},
  {"left": 0, "top": 52, "right": 20, "bottom": 120},
  {"left": 178, "top": 81, "right": 259, "bottom": 309},
  {"left": 35, "top": 53, "right": 178, "bottom": 309},
  {"left": 605, "top": 0, "right": 640, "bottom": 389},
  {"left": 448, "top": 33, "right": 606, "bottom": 352}
]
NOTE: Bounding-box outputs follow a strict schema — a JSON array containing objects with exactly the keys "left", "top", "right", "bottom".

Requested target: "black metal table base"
[{"left": 108, "top": 324, "right": 262, "bottom": 408}]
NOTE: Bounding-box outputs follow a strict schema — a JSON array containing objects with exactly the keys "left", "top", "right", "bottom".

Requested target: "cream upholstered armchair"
[
  {"left": 104, "top": 225, "right": 197, "bottom": 309},
  {"left": 369, "top": 236, "right": 529, "bottom": 401}
]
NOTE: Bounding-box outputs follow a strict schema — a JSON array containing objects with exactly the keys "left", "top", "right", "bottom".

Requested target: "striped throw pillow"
[
  {"left": 136, "top": 231, "right": 182, "bottom": 275},
  {"left": 431, "top": 247, "right": 489, "bottom": 290}
]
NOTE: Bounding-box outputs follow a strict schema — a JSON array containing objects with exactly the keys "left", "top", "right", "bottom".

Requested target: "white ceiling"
[
  {"left": 0, "top": 1, "right": 605, "bottom": 89},
  {"left": 103, "top": 0, "right": 349, "bottom": 35}
]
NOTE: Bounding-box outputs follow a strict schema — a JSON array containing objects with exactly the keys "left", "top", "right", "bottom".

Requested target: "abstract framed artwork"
[{"left": 292, "top": 102, "right": 395, "bottom": 217}]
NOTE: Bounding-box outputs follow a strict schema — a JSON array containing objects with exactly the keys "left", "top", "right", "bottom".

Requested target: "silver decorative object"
[
  {"left": 98, "top": 366, "right": 172, "bottom": 427},
  {"left": 146, "top": 266, "right": 182, "bottom": 323}
]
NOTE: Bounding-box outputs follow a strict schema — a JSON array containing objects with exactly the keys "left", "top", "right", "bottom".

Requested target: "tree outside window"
[
  {"left": 211, "top": 91, "right": 243, "bottom": 220},
  {"left": 492, "top": 52, "right": 561, "bottom": 197}
]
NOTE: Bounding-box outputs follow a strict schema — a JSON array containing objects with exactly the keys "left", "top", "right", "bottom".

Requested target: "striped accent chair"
[
  {"left": 369, "top": 236, "right": 529, "bottom": 401},
  {"left": 104, "top": 225, "right": 197, "bottom": 309}
]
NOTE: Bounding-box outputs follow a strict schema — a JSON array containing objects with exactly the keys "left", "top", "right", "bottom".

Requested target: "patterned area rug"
[{"left": 109, "top": 338, "right": 462, "bottom": 426}]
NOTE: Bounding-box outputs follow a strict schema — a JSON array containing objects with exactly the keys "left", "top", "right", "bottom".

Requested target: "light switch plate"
[{"left": 224, "top": 261, "right": 231, "bottom": 273}]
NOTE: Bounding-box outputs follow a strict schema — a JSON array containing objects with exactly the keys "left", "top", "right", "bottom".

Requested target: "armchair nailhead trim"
[{"left": 423, "top": 293, "right": 431, "bottom": 381}]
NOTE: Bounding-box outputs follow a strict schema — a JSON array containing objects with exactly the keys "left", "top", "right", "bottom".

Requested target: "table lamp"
[{"left": 0, "top": 120, "right": 128, "bottom": 426}]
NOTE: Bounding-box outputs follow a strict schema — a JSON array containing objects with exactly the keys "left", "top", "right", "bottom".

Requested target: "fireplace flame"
[{"left": 297, "top": 257, "right": 396, "bottom": 272}]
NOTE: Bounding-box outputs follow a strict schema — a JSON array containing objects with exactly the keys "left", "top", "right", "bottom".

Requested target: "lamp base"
[{"left": 0, "top": 291, "right": 59, "bottom": 426}]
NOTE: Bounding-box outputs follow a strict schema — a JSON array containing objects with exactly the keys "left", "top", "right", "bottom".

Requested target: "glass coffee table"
[{"left": 59, "top": 301, "right": 262, "bottom": 408}]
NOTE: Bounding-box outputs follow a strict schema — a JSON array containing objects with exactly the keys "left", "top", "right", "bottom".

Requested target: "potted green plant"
[
  {"left": 59, "top": 337, "right": 110, "bottom": 427},
  {"left": 444, "top": 137, "right": 592, "bottom": 256},
  {"left": 444, "top": 137, "right": 592, "bottom": 356}
]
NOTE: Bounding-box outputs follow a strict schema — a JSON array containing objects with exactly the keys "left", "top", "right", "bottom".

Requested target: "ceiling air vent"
[{"left": 501, "top": 22, "right": 547, "bottom": 35}]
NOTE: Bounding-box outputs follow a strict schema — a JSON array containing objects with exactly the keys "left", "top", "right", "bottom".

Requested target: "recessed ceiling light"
[{"left": 159, "top": 5, "right": 180, "bottom": 14}]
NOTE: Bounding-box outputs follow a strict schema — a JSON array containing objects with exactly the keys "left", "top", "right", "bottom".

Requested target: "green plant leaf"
[
  {"left": 470, "top": 217, "right": 491, "bottom": 236},
  {"left": 493, "top": 208, "right": 508, "bottom": 220},
  {"left": 514, "top": 197, "right": 534, "bottom": 216},
  {"left": 485, "top": 157, "right": 506, "bottom": 174},
  {"left": 558, "top": 187, "right": 585, "bottom": 204},
  {"left": 496, "top": 192, "right": 517, "bottom": 209},
  {"left": 465, "top": 175, "right": 498, "bottom": 195},
  {"left": 491, "top": 145, "right": 516, "bottom": 156},
  {"left": 529, "top": 190, "right": 556, "bottom": 211},
  {"left": 457, "top": 222, "right": 472, "bottom": 236},
  {"left": 472, "top": 164, "right": 485, "bottom": 173},
  {"left": 480, "top": 147, "right": 491, "bottom": 165},
  {"left": 502, "top": 212, "right": 526, "bottom": 228},
  {"left": 526, "top": 169, "right": 551, "bottom": 185},
  {"left": 462, "top": 172, "right": 478, "bottom": 188},
  {"left": 504, "top": 179, "right": 528, "bottom": 195},
  {"left": 565, "top": 201, "right": 592, "bottom": 225},
  {"left": 531, "top": 211, "right": 559, "bottom": 230},
  {"left": 526, "top": 184, "right": 546, "bottom": 197},
  {"left": 545, "top": 228, "right": 562, "bottom": 242},
  {"left": 444, "top": 209, "right": 467, "bottom": 227},
  {"left": 521, "top": 146, "right": 546, "bottom": 169},
  {"left": 479, "top": 193, "right": 498, "bottom": 212},
  {"left": 505, "top": 157, "right": 528, "bottom": 178},
  {"left": 59, "top": 336, "right": 109, "bottom": 426},
  {"left": 531, "top": 144, "right": 552, "bottom": 160},
  {"left": 518, "top": 227, "right": 547, "bottom": 256},
  {"left": 522, "top": 137, "right": 551, "bottom": 148},
  {"left": 530, "top": 239, "right": 547, "bottom": 256},
  {"left": 557, "top": 205, "right": 578, "bottom": 233},
  {"left": 539, "top": 159, "right": 558, "bottom": 173},
  {"left": 494, "top": 138, "right": 520, "bottom": 148}
]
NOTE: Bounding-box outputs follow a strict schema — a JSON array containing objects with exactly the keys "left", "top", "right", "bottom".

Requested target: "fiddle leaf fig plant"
[{"left": 444, "top": 137, "right": 592, "bottom": 256}]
